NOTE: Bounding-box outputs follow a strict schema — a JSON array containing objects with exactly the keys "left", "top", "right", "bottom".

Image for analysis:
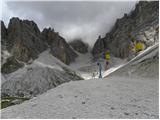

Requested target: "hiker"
[
  {"left": 97, "top": 62, "right": 102, "bottom": 78},
  {"left": 105, "top": 50, "right": 110, "bottom": 70}
]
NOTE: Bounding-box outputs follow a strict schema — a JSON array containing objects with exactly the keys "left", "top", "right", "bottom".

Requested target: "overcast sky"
[{"left": 1, "top": 0, "right": 138, "bottom": 47}]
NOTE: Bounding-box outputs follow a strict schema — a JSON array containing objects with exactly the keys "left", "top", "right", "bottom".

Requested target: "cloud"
[{"left": 2, "top": 1, "right": 137, "bottom": 47}]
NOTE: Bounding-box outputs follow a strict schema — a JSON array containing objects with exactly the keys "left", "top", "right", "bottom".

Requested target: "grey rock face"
[
  {"left": 42, "top": 28, "right": 78, "bottom": 65},
  {"left": 1, "top": 21, "right": 8, "bottom": 50},
  {"left": 1, "top": 21, "right": 10, "bottom": 65},
  {"left": 69, "top": 39, "right": 88, "bottom": 54},
  {"left": 1, "top": 21, "right": 7, "bottom": 38},
  {"left": 92, "top": 1, "right": 159, "bottom": 59},
  {"left": 7, "top": 17, "right": 47, "bottom": 62}
]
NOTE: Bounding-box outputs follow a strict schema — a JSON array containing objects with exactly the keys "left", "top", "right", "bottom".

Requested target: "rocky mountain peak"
[
  {"left": 6, "top": 17, "right": 47, "bottom": 62},
  {"left": 41, "top": 27, "right": 57, "bottom": 45},
  {"left": 1, "top": 21, "right": 7, "bottom": 38},
  {"left": 42, "top": 27, "right": 78, "bottom": 65},
  {"left": 2, "top": 17, "right": 78, "bottom": 65},
  {"left": 1, "top": 21, "right": 8, "bottom": 48},
  {"left": 1, "top": 17, "right": 78, "bottom": 73}
]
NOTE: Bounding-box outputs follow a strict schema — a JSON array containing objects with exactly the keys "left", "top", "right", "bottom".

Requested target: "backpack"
[
  {"left": 135, "top": 42, "right": 144, "bottom": 52},
  {"left": 105, "top": 52, "right": 110, "bottom": 60}
]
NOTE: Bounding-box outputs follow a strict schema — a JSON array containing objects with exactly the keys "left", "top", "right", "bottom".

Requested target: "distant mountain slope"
[
  {"left": 92, "top": 1, "right": 159, "bottom": 59},
  {"left": 1, "top": 50, "right": 83, "bottom": 98},
  {"left": 69, "top": 39, "right": 88, "bottom": 54}
]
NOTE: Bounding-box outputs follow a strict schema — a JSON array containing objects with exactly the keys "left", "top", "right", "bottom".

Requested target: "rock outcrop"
[
  {"left": 69, "top": 39, "right": 88, "bottom": 54},
  {"left": 92, "top": 1, "right": 159, "bottom": 59},
  {"left": 42, "top": 28, "right": 78, "bottom": 65},
  {"left": 1, "top": 56, "right": 24, "bottom": 74},
  {"left": 1, "top": 21, "right": 8, "bottom": 50},
  {"left": 1, "top": 21, "right": 10, "bottom": 65}
]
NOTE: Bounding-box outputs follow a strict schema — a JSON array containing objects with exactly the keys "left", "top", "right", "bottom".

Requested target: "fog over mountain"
[{"left": 2, "top": 0, "right": 137, "bottom": 46}]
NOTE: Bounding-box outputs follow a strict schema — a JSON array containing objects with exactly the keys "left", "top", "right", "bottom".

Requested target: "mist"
[{"left": 2, "top": 1, "right": 137, "bottom": 47}]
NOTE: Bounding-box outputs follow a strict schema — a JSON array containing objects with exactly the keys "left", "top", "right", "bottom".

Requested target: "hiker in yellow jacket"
[
  {"left": 135, "top": 40, "right": 145, "bottom": 54},
  {"left": 105, "top": 50, "right": 110, "bottom": 70}
]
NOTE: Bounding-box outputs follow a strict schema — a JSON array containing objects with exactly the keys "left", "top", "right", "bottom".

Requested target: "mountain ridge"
[{"left": 1, "top": 17, "right": 78, "bottom": 74}]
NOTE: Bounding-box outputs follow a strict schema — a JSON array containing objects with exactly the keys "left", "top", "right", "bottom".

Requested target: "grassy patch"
[
  {"left": 1, "top": 101, "right": 15, "bottom": 109},
  {"left": 1, "top": 96, "right": 30, "bottom": 109}
]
